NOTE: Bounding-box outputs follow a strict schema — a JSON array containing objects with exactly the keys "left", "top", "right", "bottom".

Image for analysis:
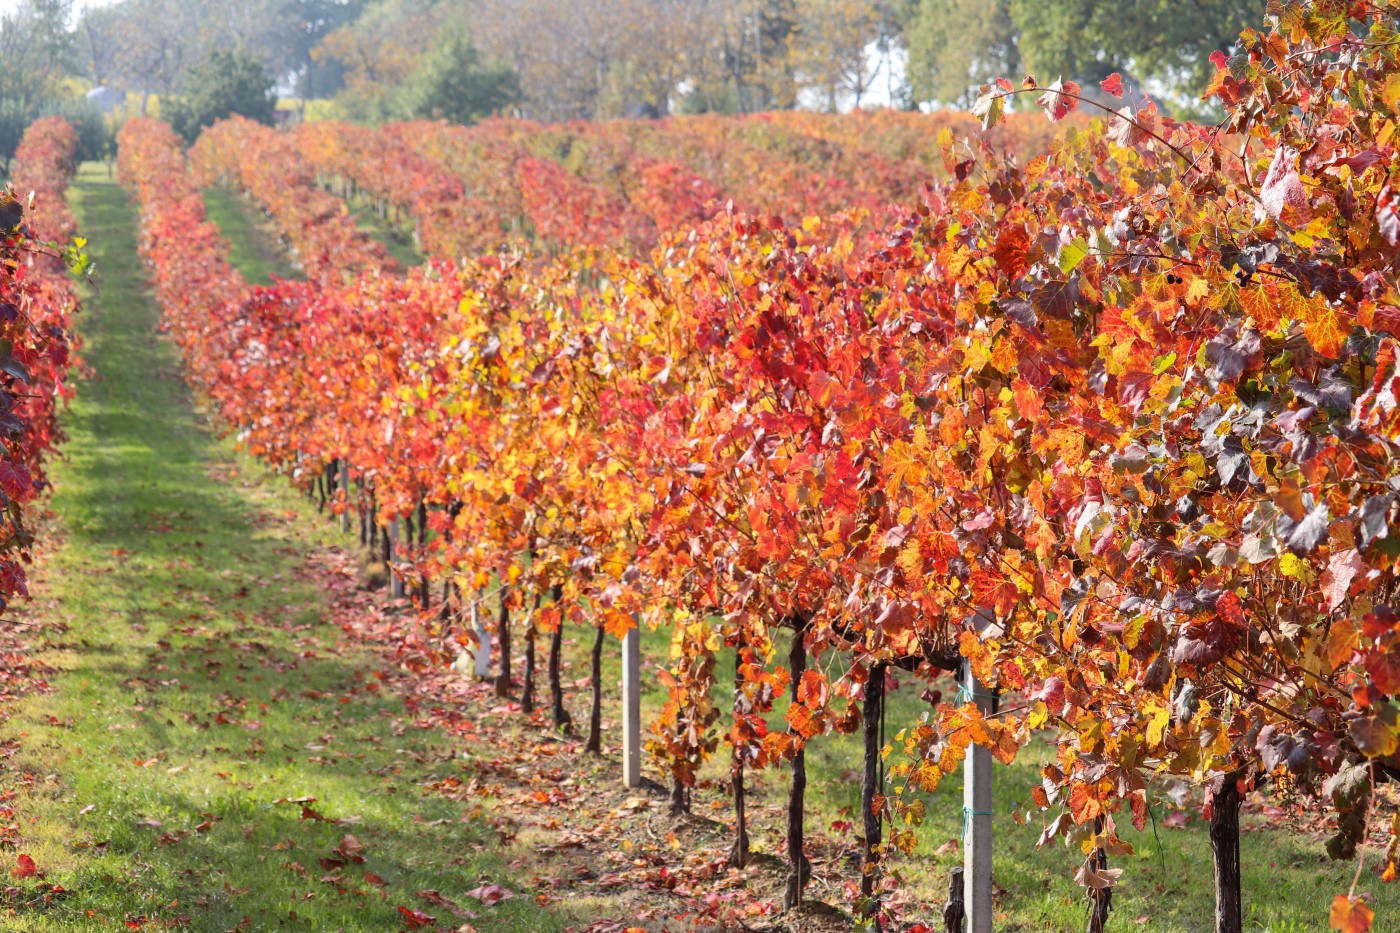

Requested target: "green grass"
[
  {"left": 205, "top": 181, "right": 424, "bottom": 276},
  {"left": 3, "top": 164, "right": 565, "bottom": 931},
  {"left": 200, "top": 186, "right": 299, "bottom": 286},
  {"left": 344, "top": 196, "right": 425, "bottom": 270}
]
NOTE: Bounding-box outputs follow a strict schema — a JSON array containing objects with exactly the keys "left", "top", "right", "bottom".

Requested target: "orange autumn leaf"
[
  {"left": 970, "top": 568, "right": 1017, "bottom": 618},
  {"left": 1331, "top": 895, "right": 1374, "bottom": 933}
]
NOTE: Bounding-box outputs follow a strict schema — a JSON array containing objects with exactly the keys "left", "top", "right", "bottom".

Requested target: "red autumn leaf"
[
  {"left": 396, "top": 907, "right": 436, "bottom": 929},
  {"left": 363, "top": 871, "right": 388, "bottom": 888},
  {"left": 1011, "top": 377, "right": 1042, "bottom": 421},
  {"left": 1323, "top": 549, "right": 1364, "bottom": 613},
  {"left": 1210, "top": 49, "right": 1228, "bottom": 70},
  {"left": 1100, "top": 73, "right": 1124, "bottom": 98},
  {"left": 1037, "top": 78, "right": 1081, "bottom": 122},
  {"left": 970, "top": 568, "right": 1017, "bottom": 619},
  {"left": 796, "top": 669, "right": 828, "bottom": 707},
  {"left": 786, "top": 701, "right": 820, "bottom": 739},
  {"left": 1364, "top": 648, "right": 1400, "bottom": 695},
  {"left": 0, "top": 459, "right": 32, "bottom": 499},
  {"left": 1068, "top": 781, "right": 1103, "bottom": 824},
  {"left": 11, "top": 853, "right": 37, "bottom": 878},
  {"left": 993, "top": 224, "right": 1031, "bottom": 280}
]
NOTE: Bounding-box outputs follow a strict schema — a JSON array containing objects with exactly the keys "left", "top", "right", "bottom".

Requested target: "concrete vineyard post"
[
  {"left": 622, "top": 622, "right": 641, "bottom": 788},
  {"left": 472, "top": 598, "right": 492, "bottom": 679},
  {"left": 338, "top": 461, "right": 350, "bottom": 534},
  {"left": 388, "top": 518, "right": 405, "bottom": 601},
  {"left": 963, "top": 662, "right": 993, "bottom": 933}
]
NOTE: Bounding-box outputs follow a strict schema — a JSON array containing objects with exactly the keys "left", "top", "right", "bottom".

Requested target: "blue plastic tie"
[{"left": 961, "top": 805, "right": 994, "bottom": 841}]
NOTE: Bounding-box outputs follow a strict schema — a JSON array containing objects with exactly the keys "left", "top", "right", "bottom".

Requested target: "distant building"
[{"left": 86, "top": 86, "right": 126, "bottom": 114}]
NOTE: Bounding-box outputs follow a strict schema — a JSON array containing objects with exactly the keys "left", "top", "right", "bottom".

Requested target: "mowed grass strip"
[
  {"left": 200, "top": 185, "right": 300, "bottom": 286},
  {"left": 3, "top": 163, "right": 566, "bottom": 931}
]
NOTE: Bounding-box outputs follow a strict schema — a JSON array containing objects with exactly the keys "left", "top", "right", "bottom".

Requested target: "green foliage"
[
  {"left": 395, "top": 30, "right": 517, "bottom": 124},
  {"left": 0, "top": 0, "right": 72, "bottom": 110},
  {"left": 908, "top": 0, "right": 1257, "bottom": 111},
  {"left": 39, "top": 98, "right": 111, "bottom": 163},
  {"left": 0, "top": 97, "right": 109, "bottom": 171},
  {"left": 167, "top": 49, "right": 276, "bottom": 143},
  {"left": 1009, "top": 0, "right": 1256, "bottom": 110},
  {"left": 906, "top": 0, "right": 1018, "bottom": 106},
  {"left": 0, "top": 99, "right": 32, "bottom": 170}
]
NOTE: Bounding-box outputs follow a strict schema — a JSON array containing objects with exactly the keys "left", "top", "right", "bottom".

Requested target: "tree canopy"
[
  {"left": 907, "top": 0, "right": 1261, "bottom": 112},
  {"left": 396, "top": 31, "right": 517, "bottom": 124},
  {"left": 167, "top": 49, "right": 276, "bottom": 142},
  {"left": 0, "top": 0, "right": 1265, "bottom": 133}
]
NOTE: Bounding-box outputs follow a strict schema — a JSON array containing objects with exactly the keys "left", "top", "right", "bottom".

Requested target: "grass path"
[
  {"left": 3, "top": 165, "right": 562, "bottom": 930},
  {"left": 200, "top": 187, "right": 300, "bottom": 285}
]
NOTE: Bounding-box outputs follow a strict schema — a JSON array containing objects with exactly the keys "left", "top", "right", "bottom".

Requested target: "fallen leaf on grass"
[
  {"left": 465, "top": 883, "right": 514, "bottom": 906},
  {"left": 417, "top": 889, "right": 475, "bottom": 919},
  {"left": 397, "top": 907, "right": 436, "bottom": 929},
  {"left": 11, "top": 853, "right": 37, "bottom": 878}
]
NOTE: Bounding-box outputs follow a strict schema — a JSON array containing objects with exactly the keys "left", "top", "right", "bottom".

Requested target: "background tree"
[
  {"left": 287, "top": 0, "right": 367, "bottom": 107},
  {"left": 75, "top": 5, "right": 123, "bottom": 88},
  {"left": 315, "top": 0, "right": 450, "bottom": 121},
  {"left": 905, "top": 0, "right": 1017, "bottom": 106},
  {"left": 396, "top": 30, "right": 516, "bottom": 123},
  {"left": 1010, "top": 0, "right": 1258, "bottom": 112},
  {"left": 100, "top": 0, "right": 204, "bottom": 113},
  {"left": 676, "top": 0, "right": 796, "bottom": 113},
  {"left": 465, "top": 0, "right": 633, "bottom": 121},
  {"left": 0, "top": 0, "right": 1267, "bottom": 129},
  {"left": 167, "top": 49, "right": 276, "bottom": 142},
  {"left": 0, "top": 0, "right": 74, "bottom": 111},
  {"left": 788, "top": 0, "right": 882, "bottom": 111}
]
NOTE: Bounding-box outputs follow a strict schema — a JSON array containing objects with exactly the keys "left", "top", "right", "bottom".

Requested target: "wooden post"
[
  {"left": 1209, "top": 772, "right": 1244, "bottom": 933},
  {"left": 1086, "top": 814, "right": 1112, "bottom": 933},
  {"left": 472, "top": 597, "right": 491, "bottom": 679},
  {"left": 338, "top": 461, "right": 351, "bottom": 534},
  {"left": 388, "top": 518, "right": 405, "bottom": 601},
  {"left": 621, "top": 623, "right": 641, "bottom": 788},
  {"left": 860, "top": 660, "right": 887, "bottom": 898},
  {"left": 963, "top": 661, "right": 993, "bottom": 933},
  {"left": 783, "top": 617, "right": 811, "bottom": 910},
  {"left": 943, "top": 866, "right": 965, "bottom": 933}
]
